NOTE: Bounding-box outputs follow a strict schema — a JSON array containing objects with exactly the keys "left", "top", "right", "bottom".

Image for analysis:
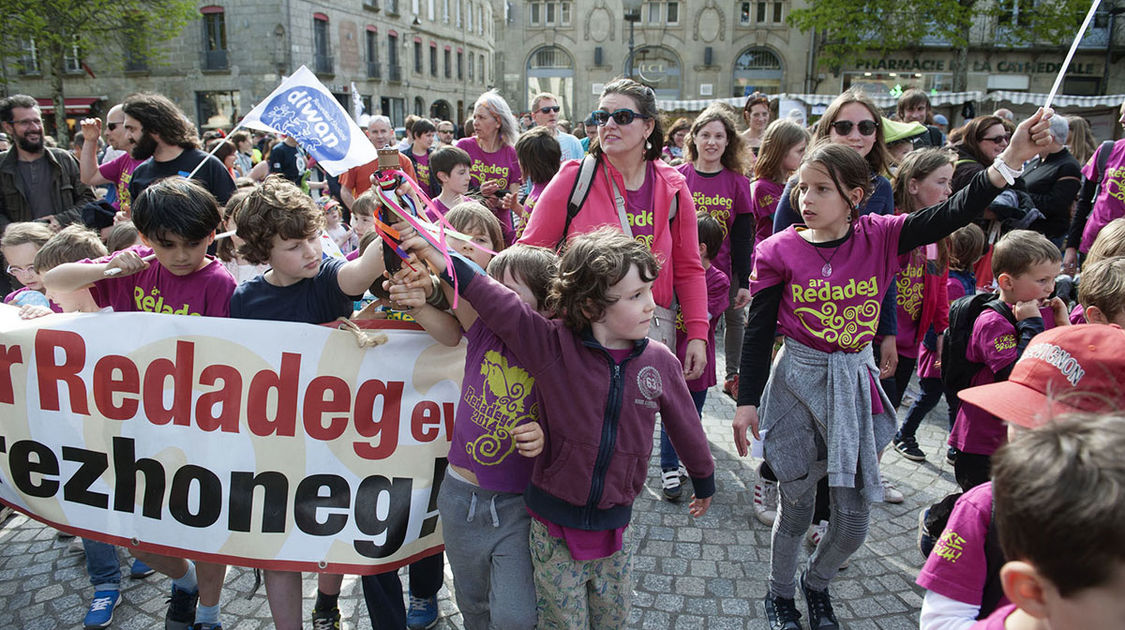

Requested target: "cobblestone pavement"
[{"left": 0, "top": 365, "right": 958, "bottom": 629}]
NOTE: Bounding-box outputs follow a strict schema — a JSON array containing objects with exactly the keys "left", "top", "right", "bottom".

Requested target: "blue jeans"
[
  {"left": 659, "top": 389, "right": 708, "bottom": 471},
  {"left": 84, "top": 539, "right": 121, "bottom": 591}
]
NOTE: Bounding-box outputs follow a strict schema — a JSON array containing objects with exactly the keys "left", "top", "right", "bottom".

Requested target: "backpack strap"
[
  {"left": 557, "top": 154, "right": 600, "bottom": 249},
  {"left": 985, "top": 299, "right": 1017, "bottom": 328},
  {"left": 1094, "top": 139, "right": 1115, "bottom": 184}
]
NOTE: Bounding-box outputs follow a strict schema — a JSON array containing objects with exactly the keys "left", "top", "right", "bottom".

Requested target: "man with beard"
[
  {"left": 78, "top": 104, "right": 144, "bottom": 214},
  {"left": 0, "top": 94, "right": 95, "bottom": 230},
  {"left": 123, "top": 93, "right": 234, "bottom": 205}
]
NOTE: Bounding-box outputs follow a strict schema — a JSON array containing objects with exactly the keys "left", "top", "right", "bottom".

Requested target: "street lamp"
[{"left": 623, "top": 0, "right": 642, "bottom": 79}]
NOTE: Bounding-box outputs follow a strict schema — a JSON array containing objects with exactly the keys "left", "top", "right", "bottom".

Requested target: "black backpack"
[{"left": 941, "top": 293, "right": 1017, "bottom": 413}]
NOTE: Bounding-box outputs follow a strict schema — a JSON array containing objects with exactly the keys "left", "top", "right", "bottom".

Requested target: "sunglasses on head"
[
  {"left": 106, "top": 122, "right": 122, "bottom": 131},
  {"left": 592, "top": 108, "right": 651, "bottom": 126},
  {"left": 829, "top": 120, "right": 878, "bottom": 136},
  {"left": 538, "top": 106, "right": 560, "bottom": 114}
]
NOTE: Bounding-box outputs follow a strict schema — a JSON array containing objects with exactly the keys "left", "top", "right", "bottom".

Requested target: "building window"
[
  {"left": 19, "top": 38, "right": 39, "bottom": 75},
  {"left": 428, "top": 0, "right": 435, "bottom": 19},
  {"left": 124, "top": 19, "right": 148, "bottom": 72},
  {"left": 645, "top": 1, "right": 679, "bottom": 24},
  {"left": 732, "top": 46, "right": 783, "bottom": 97},
  {"left": 528, "top": 2, "right": 571, "bottom": 26},
  {"left": 313, "top": 14, "right": 332, "bottom": 74},
  {"left": 456, "top": 0, "right": 461, "bottom": 27},
  {"left": 63, "top": 36, "right": 82, "bottom": 73},
  {"left": 412, "top": 0, "right": 420, "bottom": 15},
  {"left": 467, "top": 2, "right": 473, "bottom": 31},
  {"left": 388, "top": 32, "right": 401, "bottom": 81},
  {"left": 430, "top": 42, "right": 438, "bottom": 76},
  {"left": 366, "top": 28, "right": 381, "bottom": 78},
  {"left": 457, "top": 50, "right": 464, "bottom": 79},
  {"left": 479, "top": 3, "right": 485, "bottom": 34},
  {"left": 740, "top": 1, "right": 782, "bottom": 25},
  {"left": 478, "top": 54, "right": 485, "bottom": 83},
  {"left": 444, "top": 48, "right": 451, "bottom": 78},
  {"left": 443, "top": 0, "right": 449, "bottom": 22},
  {"left": 997, "top": 0, "right": 1034, "bottom": 26},
  {"left": 468, "top": 50, "right": 474, "bottom": 80},
  {"left": 414, "top": 40, "right": 423, "bottom": 74},
  {"left": 386, "top": 0, "right": 399, "bottom": 15},
  {"left": 200, "top": 7, "right": 229, "bottom": 70}
]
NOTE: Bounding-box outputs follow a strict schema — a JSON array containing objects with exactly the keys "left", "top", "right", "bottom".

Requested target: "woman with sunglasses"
[
  {"left": 950, "top": 115, "right": 1010, "bottom": 193},
  {"left": 456, "top": 90, "right": 522, "bottom": 246},
  {"left": 521, "top": 77, "right": 710, "bottom": 382}
]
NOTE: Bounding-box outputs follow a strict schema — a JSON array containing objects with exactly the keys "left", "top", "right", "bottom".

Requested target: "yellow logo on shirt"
[
  {"left": 994, "top": 333, "right": 1016, "bottom": 352},
  {"left": 133, "top": 287, "right": 199, "bottom": 316},
  {"left": 790, "top": 277, "right": 881, "bottom": 350},
  {"left": 896, "top": 260, "right": 925, "bottom": 320},
  {"left": 933, "top": 530, "right": 967, "bottom": 563},
  {"left": 462, "top": 350, "right": 539, "bottom": 466}
]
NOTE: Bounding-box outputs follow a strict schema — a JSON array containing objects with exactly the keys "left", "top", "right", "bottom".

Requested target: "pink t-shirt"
[
  {"left": 917, "top": 482, "right": 1009, "bottom": 609},
  {"left": 88, "top": 245, "right": 236, "bottom": 317},
  {"left": 675, "top": 264, "right": 730, "bottom": 391},
  {"left": 515, "top": 181, "right": 547, "bottom": 241},
  {"left": 410, "top": 151, "right": 433, "bottom": 199},
  {"left": 893, "top": 247, "right": 927, "bottom": 359},
  {"left": 1079, "top": 139, "right": 1125, "bottom": 252},
  {"left": 949, "top": 305, "right": 1054, "bottom": 455},
  {"left": 455, "top": 137, "right": 521, "bottom": 193},
  {"left": 676, "top": 165, "right": 753, "bottom": 281},
  {"left": 1069, "top": 303, "right": 1086, "bottom": 325},
  {"left": 98, "top": 153, "right": 144, "bottom": 211},
  {"left": 447, "top": 320, "right": 538, "bottom": 494},
  {"left": 624, "top": 161, "right": 657, "bottom": 250},
  {"left": 750, "top": 178, "right": 785, "bottom": 250},
  {"left": 751, "top": 213, "right": 909, "bottom": 352}
]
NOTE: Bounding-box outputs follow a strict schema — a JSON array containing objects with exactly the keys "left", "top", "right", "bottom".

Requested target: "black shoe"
[
  {"left": 800, "top": 571, "right": 839, "bottom": 630},
  {"left": 763, "top": 592, "right": 803, "bottom": 630},
  {"left": 165, "top": 585, "right": 198, "bottom": 630},
  {"left": 946, "top": 447, "right": 958, "bottom": 466},
  {"left": 312, "top": 606, "right": 342, "bottom": 630},
  {"left": 894, "top": 438, "right": 926, "bottom": 462}
]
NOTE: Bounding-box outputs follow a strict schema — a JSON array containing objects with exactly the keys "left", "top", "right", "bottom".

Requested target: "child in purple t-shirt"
[
  {"left": 428, "top": 145, "right": 473, "bottom": 222},
  {"left": 662, "top": 214, "right": 729, "bottom": 501},
  {"left": 404, "top": 118, "right": 437, "bottom": 199},
  {"left": 750, "top": 119, "right": 809, "bottom": 251},
  {"left": 733, "top": 110, "right": 1051, "bottom": 630},
  {"left": 41, "top": 177, "right": 235, "bottom": 630},
  {"left": 948, "top": 230, "right": 1070, "bottom": 491},
  {"left": 389, "top": 244, "right": 550, "bottom": 630}
]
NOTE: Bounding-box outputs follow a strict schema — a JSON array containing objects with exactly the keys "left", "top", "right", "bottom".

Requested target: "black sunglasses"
[
  {"left": 592, "top": 108, "right": 651, "bottom": 126},
  {"left": 829, "top": 120, "right": 878, "bottom": 137},
  {"left": 980, "top": 134, "right": 1010, "bottom": 144},
  {"left": 538, "top": 106, "right": 560, "bottom": 114},
  {"left": 106, "top": 122, "right": 122, "bottom": 131}
]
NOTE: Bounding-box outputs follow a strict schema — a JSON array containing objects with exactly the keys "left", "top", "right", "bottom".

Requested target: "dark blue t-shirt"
[
  {"left": 229, "top": 256, "right": 360, "bottom": 324},
  {"left": 269, "top": 142, "right": 304, "bottom": 184}
]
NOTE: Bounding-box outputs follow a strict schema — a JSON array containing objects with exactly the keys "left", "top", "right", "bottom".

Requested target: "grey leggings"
[
  {"left": 722, "top": 284, "right": 745, "bottom": 379},
  {"left": 769, "top": 472, "right": 870, "bottom": 598}
]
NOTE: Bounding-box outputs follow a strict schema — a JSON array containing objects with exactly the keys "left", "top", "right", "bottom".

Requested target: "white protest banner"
[
  {"left": 240, "top": 66, "right": 379, "bottom": 176},
  {"left": 0, "top": 307, "right": 464, "bottom": 574}
]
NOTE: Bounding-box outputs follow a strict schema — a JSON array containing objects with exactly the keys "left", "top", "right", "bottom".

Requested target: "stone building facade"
[{"left": 4, "top": 0, "right": 500, "bottom": 133}]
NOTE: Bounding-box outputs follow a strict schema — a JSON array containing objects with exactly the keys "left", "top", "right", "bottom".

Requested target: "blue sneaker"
[
  {"left": 190, "top": 624, "right": 223, "bottom": 630},
  {"left": 406, "top": 593, "right": 438, "bottom": 629},
  {"left": 130, "top": 558, "right": 155, "bottom": 579},
  {"left": 84, "top": 590, "right": 121, "bottom": 629}
]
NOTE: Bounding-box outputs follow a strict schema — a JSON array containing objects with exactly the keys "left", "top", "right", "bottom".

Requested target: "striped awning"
[
  {"left": 35, "top": 97, "right": 105, "bottom": 115},
  {"left": 986, "top": 91, "right": 1125, "bottom": 107}
]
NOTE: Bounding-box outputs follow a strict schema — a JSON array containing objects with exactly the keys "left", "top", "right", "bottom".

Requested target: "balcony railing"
[
  {"left": 201, "top": 49, "right": 229, "bottom": 70},
  {"left": 367, "top": 61, "right": 382, "bottom": 79},
  {"left": 388, "top": 64, "right": 402, "bottom": 82},
  {"left": 314, "top": 54, "right": 334, "bottom": 75}
]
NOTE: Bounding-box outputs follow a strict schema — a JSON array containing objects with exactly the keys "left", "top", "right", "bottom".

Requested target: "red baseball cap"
[{"left": 958, "top": 324, "right": 1125, "bottom": 428}]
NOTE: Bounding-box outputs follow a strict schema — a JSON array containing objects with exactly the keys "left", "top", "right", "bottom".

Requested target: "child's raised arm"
[
  {"left": 43, "top": 250, "right": 149, "bottom": 293},
  {"left": 336, "top": 237, "right": 387, "bottom": 296}
]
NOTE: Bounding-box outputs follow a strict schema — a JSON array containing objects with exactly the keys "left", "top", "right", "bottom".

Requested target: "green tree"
[
  {"left": 0, "top": 0, "right": 197, "bottom": 145},
  {"left": 788, "top": 0, "right": 1093, "bottom": 92}
]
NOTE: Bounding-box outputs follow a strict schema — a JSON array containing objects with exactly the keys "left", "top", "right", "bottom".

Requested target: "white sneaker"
[
  {"left": 806, "top": 519, "right": 828, "bottom": 548},
  {"left": 661, "top": 468, "right": 683, "bottom": 502},
  {"left": 752, "top": 466, "right": 779, "bottom": 526},
  {"left": 881, "top": 475, "right": 905, "bottom": 504}
]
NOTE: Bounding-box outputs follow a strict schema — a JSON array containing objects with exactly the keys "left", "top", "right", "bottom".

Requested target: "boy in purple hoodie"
[{"left": 399, "top": 225, "right": 715, "bottom": 628}]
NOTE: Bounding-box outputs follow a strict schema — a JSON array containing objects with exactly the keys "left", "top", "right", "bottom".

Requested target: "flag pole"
[
  {"left": 185, "top": 121, "right": 248, "bottom": 180},
  {"left": 1043, "top": 0, "right": 1103, "bottom": 110}
]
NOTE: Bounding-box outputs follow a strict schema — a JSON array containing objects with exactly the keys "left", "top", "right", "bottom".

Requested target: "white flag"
[
  {"left": 241, "top": 66, "right": 377, "bottom": 176},
  {"left": 350, "top": 82, "right": 365, "bottom": 123}
]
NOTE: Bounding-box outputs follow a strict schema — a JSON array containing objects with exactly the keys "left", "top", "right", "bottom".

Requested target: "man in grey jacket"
[{"left": 0, "top": 94, "right": 94, "bottom": 231}]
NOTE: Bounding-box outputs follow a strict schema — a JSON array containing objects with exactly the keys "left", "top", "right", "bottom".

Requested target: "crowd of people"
[{"left": 1, "top": 80, "right": 1124, "bottom": 630}]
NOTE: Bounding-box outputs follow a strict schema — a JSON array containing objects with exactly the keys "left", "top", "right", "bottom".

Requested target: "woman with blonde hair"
[{"left": 456, "top": 89, "right": 523, "bottom": 246}]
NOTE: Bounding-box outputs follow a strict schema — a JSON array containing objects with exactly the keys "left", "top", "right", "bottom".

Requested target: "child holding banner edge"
[
  {"left": 397, "top": 225, "right": 715, "bottom": 628},
  {"left": 42, "top": 177, "right": 236, "bottom": 630}
]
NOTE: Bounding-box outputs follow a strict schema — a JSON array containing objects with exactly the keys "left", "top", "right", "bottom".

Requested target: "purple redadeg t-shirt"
[
  {"left": 949, "top": 305, "right": 1054, "bottom": 455},
  {"left": 514, "top": 181, "right": 547, "bottom": 241},
  {"left": 893, "top": 247, "right": 927, "bottom": 359},
  {"left": 410, "top": 151, "right": 433, "bottom": 199},
  {"left": 88, "top": 245, "right": 236, "bottom": 317},
  {"left": 917, "top": 482, "right": 1010, "bottom": 609},
  {"left": 675, "top": 265, "right": 730, "bottom": 392},
  {"left": 751, "top": 213, "right": 909, "bottom": 353},
  {"left": 447, "top": 319, "right": 538, "bottom": 494},
  {"left": 1079, "top": 139, "right": 1125, "bottom": 252},
  {"left": 624, "top": 161, "right": 657, "bottom": 250},
  {"left": 455, "top": 137, "right": 522, "bottom": 245},
  {"left": 676, "top": 165, "right": 753, "bottom": 281},
  {"left": 98, "top": 153, "right": 144, "bottom": 211},
  {"left": 750, "top": 178, "right": 785, "bottom": 250}
]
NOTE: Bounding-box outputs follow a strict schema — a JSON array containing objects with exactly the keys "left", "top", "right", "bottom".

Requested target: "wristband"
[{"left": 992, "top": 156, "right": 1024, "bottom": 186}]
